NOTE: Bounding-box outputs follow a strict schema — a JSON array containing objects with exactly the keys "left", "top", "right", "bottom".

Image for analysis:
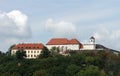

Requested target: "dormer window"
[{"left": 26, "top": 47, "right": 28, "bottom": 49}]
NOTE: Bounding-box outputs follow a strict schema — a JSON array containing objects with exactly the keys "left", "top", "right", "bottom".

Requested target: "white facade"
[
  {"left": 11, "top": 43, "right": 44, "bottom": 59},
  {"left": 82, "top": 44, "right": 96, "bottom": 50},
  {"left": 67, "top": 44, "right": 80, "bottom": 50},
  {"left": 11, "top": 49, "right": 42, "bottom": 59},
  {"left": 82, "top": 36, "right": 96, "bottom": 50},
  {"left": 47, "top": 44, "right": 80, "bottom": 52},
  {"left": 90, "top": 37, "right": 95, "bottom": 44},
  {"left": 47, "top": 44, "right": 80, "bottom": 55}
]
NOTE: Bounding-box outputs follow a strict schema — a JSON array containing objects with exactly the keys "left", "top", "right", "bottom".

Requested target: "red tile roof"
[
  {"left": 46, "top": 38, "right": 68, "bottom": 45},
  {"left": 46, "top": 38, "right": 82, "bottom": 45},
  {"left": 12, "top": 43, "right": 44, "bottom": 50},
  {"left": 68, "top": 39, "right": 80, "bottom": 44}
]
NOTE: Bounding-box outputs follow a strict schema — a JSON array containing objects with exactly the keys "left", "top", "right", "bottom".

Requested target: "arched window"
[{"left": 60, "top": 46, "right": 64, "bottom": 52}]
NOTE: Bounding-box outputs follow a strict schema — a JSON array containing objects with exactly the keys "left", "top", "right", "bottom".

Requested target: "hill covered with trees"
[{"left": 0, "top": 49, "right": 120, "bottom": 76}]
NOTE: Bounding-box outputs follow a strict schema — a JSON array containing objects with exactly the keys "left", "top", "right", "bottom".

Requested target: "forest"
[{"left": 0, "top": 47, "right": 120, "bottom": 76}]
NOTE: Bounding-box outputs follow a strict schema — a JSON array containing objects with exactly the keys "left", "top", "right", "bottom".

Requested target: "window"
[
  {"left": 31, "top": 51, "right": 33, "bottom": 53},
  {"left": 28, "top": 55, "right": 30, "bottom": 57},
  {"left": 34, "top": 51, "right": 36, "bottom": 53},
  {"left": 12, "top": 51, "right": 15, "bottom": 54},
  {"left": 66, "top": 47, "right": 67, "bottom": 50},
  {"left": 28, "top": 51, "right": 30, "bottom": 53},
  {"left": 31, "top": 55, "right": 33, "bottom": 57},
  {"left": 34, "top": 55, "right": 36, "bottom": 57},
  {"left": 37, "top": 51, "right": 39, "bottom": 53},
  {"left": 26, "top": 47, "right": 28, "bottom": 49},
  {"left": 61, "top": 46, "right": 63, "bottom": 52}
]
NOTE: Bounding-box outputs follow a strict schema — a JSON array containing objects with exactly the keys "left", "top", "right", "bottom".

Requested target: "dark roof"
[
  {"left": 90, "top": 36, "right": 95, "bottom": 39},
  {"left": 96, "top": 44, "right": 120, "bottom": 53}
]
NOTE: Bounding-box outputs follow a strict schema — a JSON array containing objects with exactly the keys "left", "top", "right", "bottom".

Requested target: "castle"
[{"left": 11, "top": 36, "right": 99, "bottom": 59}]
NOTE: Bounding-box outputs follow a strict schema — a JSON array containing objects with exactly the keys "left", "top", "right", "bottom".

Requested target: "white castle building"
[
  {"left": 81, "top": 36, "right": 96, "bottom": 50},
  {"left": 11, "top": 43, "right": 44, "bottom": 59},
  {"left": 46, "top": 36, "right": 96, "bottom": 51},
  {"left": 46, "top": 38, "right": 83, "bottom": 54},
  {"left": 11, "top": 36, "right": 97, "bottom": 59}
]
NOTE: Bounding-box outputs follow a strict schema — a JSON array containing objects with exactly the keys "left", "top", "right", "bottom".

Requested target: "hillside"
[
  {"left": 0, "top": 49, "right": 120, "bottom": 76},
  {"left": 96, "top": 44, "right": 120, "bottom": 54}
]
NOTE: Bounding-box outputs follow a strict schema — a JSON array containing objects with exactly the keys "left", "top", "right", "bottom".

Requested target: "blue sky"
[{"left": 0, "top": 0, "right": 120, "bottom": 52}]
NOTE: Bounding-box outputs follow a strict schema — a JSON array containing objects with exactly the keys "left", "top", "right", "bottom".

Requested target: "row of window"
[
  {"left": 27, "top": 55, "right": 39, "bottom": 58},
  {"left": 12, "top": 50, "right": 41, "bottom": 54},
  {"left": 17, "top": 47, "right": 40, "bottom": 49},
  {"left": 27, "top": 50, "right": 41, "bottom": 53}
]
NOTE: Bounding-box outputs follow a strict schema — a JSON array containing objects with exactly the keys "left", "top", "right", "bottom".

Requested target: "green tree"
[
  {"left": 50, "top": 66, "right": 66, "bottom": 76},
  {"left": 101, "top": 70, "right": 108, "bottom": 76},
  {"left": 11, "top": 72, "right": 21, "bottom": 76},
  {"left": 16, "top": 49, "right": 26, "bottom": 59},
  {"left": 1, "top": 72, "right": 11, "bottom": 76},
  {"left": 50, "top": 47, "right": 60, "bottom": 56},
  {"left": 77, "top": 65, "right": 106, "bottom": 76},
  {"left": 39, "top": 46, "right": 51, "bottom": 58},
  {"left": 33, "top": 70, "right": 49, "bottom": 76},
  {"left": 66, "top": 64, "right": 80, "bottom": 76},
  {"left": 6, "top": 44, "right": 15, "bottom": 56}
]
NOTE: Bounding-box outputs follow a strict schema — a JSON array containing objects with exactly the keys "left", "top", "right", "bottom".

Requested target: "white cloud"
[
  {"left": 7, "top": 10, "right": 27, "bottom": 27},
  {"left": 94, "top": 28, "right": 109, "bottom": 40},
  {"left": 45, "top": 18, "right": 76, "bottom": 38},
  {"left": 111, "top": 30, "right": 120, "bottom": 40},
  {"left": 0, "top": 10, "right": 31, "bottom": 38},
  {"left": 0, "top": 10, "right": 31, "bottom": 52},
  {"left": 94, "top": 28, "right": 120, "bottom": 50}
]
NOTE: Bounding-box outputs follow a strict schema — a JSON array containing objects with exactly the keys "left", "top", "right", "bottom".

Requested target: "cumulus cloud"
[
  {"left": 45, "top": 18, "right": 76, "bottom": 37},
  {"left": 94, "top": 28, "right": 120, "bottom": 50},
  {"left": 94, "top": 28, "right": 109, "bottom": 40},
  {"left": 0, "top": 10, "right": 31, "bottom": 52},
  {"left": 0, "top": 10, "right": 31, "bottom": 38}
]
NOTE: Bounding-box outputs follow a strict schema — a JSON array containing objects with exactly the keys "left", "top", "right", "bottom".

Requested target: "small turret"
[{"left": 90, "top": 36, "right": 95, "bottom": 44}]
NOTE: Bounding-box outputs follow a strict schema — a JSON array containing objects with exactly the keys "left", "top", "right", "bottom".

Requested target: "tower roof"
[{"left": 90, "top": 36, "right": 95, "bottom": 39}]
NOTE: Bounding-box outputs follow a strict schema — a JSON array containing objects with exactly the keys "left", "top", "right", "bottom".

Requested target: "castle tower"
[{"left": 90, "top": 36, "right": 95, "bottom": 44}]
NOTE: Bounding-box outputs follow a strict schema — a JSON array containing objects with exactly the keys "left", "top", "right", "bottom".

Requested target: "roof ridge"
[
  {"left": 12, "top": 43, "right": 44, "bottom": 50},
  {"left": 46, "top": 38, "right": 81, "bottom": 45}
]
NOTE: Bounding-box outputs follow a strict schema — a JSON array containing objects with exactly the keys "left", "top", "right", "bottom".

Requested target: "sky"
[{"left": 0, "top": 0, "right": 120, "bottom": 52}]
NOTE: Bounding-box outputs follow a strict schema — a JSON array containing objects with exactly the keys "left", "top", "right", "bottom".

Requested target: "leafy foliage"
[
  {"left": 77, "top": 65, "right": 104, "bottom": 76},
  {"left": 39, "top": 46, "right": 51, "bottom": 58},
  {"left": 33, "top": 70, "right": 49, "bottom": 76},
  {"left": 50, "top": 47, "right": 60, "bottom": 56},
  {"left": 6, "top": 44, "right": 15, "bottom": 56},
  {"left": 16, "top": 49, "right": 26, "bottom": 59},
  {"left": 0, "top": 50, "right": 119, "bottom": 76}
]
